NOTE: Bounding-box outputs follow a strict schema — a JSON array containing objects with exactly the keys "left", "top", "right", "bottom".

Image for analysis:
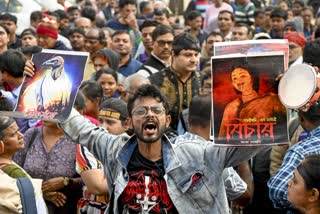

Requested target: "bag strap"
[
  {"left": 16, "top": 178, "right": 38, "bottom": 214},
  {"left": 289, "top": 117, "right": 300, "bottom": 140},
  {"left": 138, "top": 65, "right": 153, "bottom": 75},
  {"left": 21, "top": 128, "right": 39, "bottom": 167},
  {"left": 28, "top": 128, "right": 39, "bottom": 149}
]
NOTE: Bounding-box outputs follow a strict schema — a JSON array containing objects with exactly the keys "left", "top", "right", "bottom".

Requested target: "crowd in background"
[{"left": 1, "top": 0, "right": 320, "bottom": 213}]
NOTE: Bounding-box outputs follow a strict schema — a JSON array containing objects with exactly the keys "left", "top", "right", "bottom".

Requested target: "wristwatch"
[{"left": 63, "top": 177, "right": 73, "bottom": 187}]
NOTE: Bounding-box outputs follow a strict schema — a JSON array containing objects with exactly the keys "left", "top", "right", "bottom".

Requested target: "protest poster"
[
  {"left": 2, "top": 49, "right": 88, "bottom": 122},
  {"left": 214, "top": 39, "right": 289, "bottom": 70},
  {"left": 211, "top": 52, "right": 288, "bottom": 146}
]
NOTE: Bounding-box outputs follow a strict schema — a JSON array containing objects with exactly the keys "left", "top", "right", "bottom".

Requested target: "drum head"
[{"left": 278, "top": 64, "right": 317, "bottom": 109}]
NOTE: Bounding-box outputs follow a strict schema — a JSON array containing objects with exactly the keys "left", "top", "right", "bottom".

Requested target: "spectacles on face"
[
  {"left": 156, "top": 40, "right": 173, "bottom": 47},
  {"left": 132, "top": 105, "right": 165, "bottom": 117}
]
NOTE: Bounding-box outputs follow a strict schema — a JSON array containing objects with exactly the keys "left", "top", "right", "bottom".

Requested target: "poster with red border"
[
  {"left": 2, "top": 49, "right": 88, "bottom": 122},
  {"left": 210, "top": 52, "right": 288, "bottom": 146},
  {"left": 214, "top": 39, "right": 289, "bottom": 70}
]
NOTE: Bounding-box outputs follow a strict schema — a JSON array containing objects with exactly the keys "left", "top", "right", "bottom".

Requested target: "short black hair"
[
  {"left": 45, "top": 11, "right": 60, "bottom": 22},
  {"left": 189, "top": 95, "right": 211, "bottom": 128},
  {"left": 154, "top": 8, "right": 170, "bottom": 18},
  {"left": 67, "top": 6, "right": 80, "bottom": 13},
  {"left": 119, "top": 0, "right": 137, "bottom": 9},
  {"left": 172, "top": 32, "right": 201, "bottom": 55},
  {"left": 264, "top": 6, "right": 275, "bottom": 13},
  {"left": 112, "top": 30, "right": 130, "bottom": 39},
  {"left": 299, "top": 99, "right": 320, "bottom": 125},
  {"left": 54, "top": 9, "right": 69, "bottom": 20},
  {"left": 303, "top": 39, "right": 320, "bottom": 68},
  {"left": 200, "top": 58, "right": 211, "bottom": 71},
  {"left": 74, "top": 90, "right": 86, "bottom": 111},
  {"left": 30, "top": 11, "right": 42, "bottom": 22},
  {"left": 254, "top": 9, "right": 264, "bottom": 18},
  {"left": 218, "top": 10, "right": 235, "bottom": 22},
  {"left": 68, "top": 27, "right": 85, "bottom": 37},
  {"left": 139, "top": 1, "right": 151, "bottom": 13},
  {"left": 0, "top": 50, "right": 26, "bottom": 78},
  {"left": 0, "top": 13, "right": 17, "bottom": 25},
  {"left": 206, "top": 31, "right": 223, "bottom": 41},
  {"left": 94, "top": 68, "right": 118, "bottom": 83},
  {"left": 127, "top": 84, "right": 169, "bottom": 116},
  {"left": 80, "top": 80, "right": 103, "bottom": 101},
  {"left": 293, "top": 0, "right": 305, "bottom": 7},
  {"left": 0, "top": 116, "right": 15, "bottom": 139},
  {"left": 0, "top": 23, "right": 10, "bottom": 35},
  {"left": 151, "top": 24, "right": 173, "bottom": 41},
  {"left": 0, "top": 97, "right": 14, "bottom": 111},
  {"left": 233, "top": 22, "right": 251, "bottom": 36},
  {"left": 270, "top": 8, "right": 288, "bottom": 20},
  {"left": 186, "top": 10, "right": 202, "bottom": 21},
  {"left": 21, "top": 28, "right": 36, "bottom": 38},
  {"left": 81, "top": 6, "right": 96, "bottom": 22},
  {"left": 140, "top": 19, "right": 158, "bottom": 32},
  {"left": 200, "top": 71, "right": 211, "bottom": 87},
  {"left": 297, "top": 154, "right": 320, "bottom": 191}
]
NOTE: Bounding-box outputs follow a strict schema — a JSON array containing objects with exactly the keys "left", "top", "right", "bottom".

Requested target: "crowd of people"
[{"left": 1, "top": 0, "right": 320, "bottom": 213}]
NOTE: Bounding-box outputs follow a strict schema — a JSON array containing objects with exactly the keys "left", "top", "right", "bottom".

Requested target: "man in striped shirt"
[{"left": 233, "top": 0, "right": 256, "bottom": 26}]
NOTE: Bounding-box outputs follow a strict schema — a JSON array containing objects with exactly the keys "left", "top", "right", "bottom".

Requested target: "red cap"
[
  {"left": 36, "top": 13, "right": 58, "bottom": 39},
  {"left": 284, "top": 32, "right": 307, "bottom": 48},
  {"left": 36, "top": 25, "right": 58, "bottom": 39}
]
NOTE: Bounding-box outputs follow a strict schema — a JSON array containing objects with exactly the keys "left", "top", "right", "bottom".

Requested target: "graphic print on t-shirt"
[{"left": 118, "top": 148, "right": 177, "bottom": 213}]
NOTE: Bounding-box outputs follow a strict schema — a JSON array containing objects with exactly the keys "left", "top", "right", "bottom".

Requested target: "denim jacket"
[{"left": 60, "top": 111, "right": 261, "bottom": 213}]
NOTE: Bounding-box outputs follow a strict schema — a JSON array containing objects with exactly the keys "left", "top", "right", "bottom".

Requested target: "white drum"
[{"left": 278, "top": 64, "right": 320, "bottom": 112}]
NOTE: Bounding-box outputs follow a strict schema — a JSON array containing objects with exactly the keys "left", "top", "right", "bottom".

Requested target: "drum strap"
[{"left": 289, "top": 118, "right": 300, "bottom": 140}]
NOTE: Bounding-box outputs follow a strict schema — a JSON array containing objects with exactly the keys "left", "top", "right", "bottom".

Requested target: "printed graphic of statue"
[{"left": 22, "top": 56, "right": 72, "bottom": 112}]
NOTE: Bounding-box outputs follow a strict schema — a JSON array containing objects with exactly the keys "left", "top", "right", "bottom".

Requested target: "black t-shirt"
[{"left": 118, "top": 148, "right": 178, "bottom": 213}]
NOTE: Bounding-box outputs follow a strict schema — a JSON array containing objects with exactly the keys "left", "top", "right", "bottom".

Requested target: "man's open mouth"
[{"left": 144, "top": 121, "right": 157, "bottom": 132}]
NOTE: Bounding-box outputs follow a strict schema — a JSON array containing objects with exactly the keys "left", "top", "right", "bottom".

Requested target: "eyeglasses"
[
  {"left": 132, "top": 105, "right": 165, "bottom": 117},
  {"left": 156, "top": 40, "right": 173, "bottom": 47}
]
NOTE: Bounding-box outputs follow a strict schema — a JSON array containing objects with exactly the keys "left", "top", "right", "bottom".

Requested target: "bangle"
[
  {"left": 63, "top": 177, "right": 73, "bottom": 187},
  {"left": 63, "top": 177, "right": 69, "bottom": 186}
]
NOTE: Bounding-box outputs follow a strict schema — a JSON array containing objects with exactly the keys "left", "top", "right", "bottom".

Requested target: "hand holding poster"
[
  {"left": 211, "top": 52, "right": 288, "bottom": 146},
  {"left": 5, "top": 49, "right": 88, "bottom": 122}
]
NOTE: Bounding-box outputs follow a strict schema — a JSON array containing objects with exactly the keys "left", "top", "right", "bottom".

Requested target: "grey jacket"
[{"left": 60, "top": 111, "right": 261, "bottom": 213}]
